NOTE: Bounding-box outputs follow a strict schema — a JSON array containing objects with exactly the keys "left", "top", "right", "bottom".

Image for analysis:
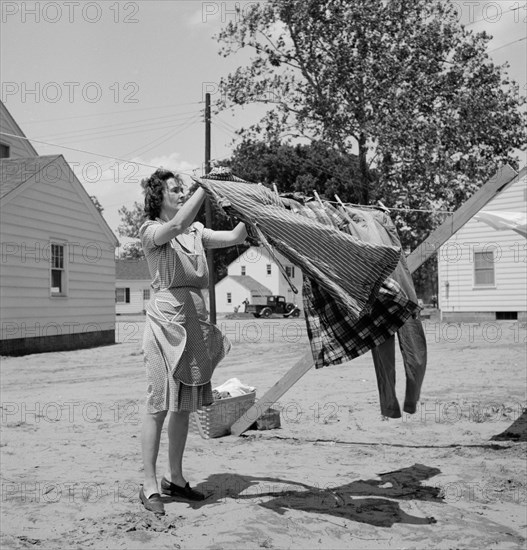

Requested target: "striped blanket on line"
[{"left": 195, "top": 176, "right": 419, "bottom": 368}]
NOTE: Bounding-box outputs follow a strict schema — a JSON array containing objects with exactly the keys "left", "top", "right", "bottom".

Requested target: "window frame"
[
  {"left": 50, "top": 242, "right": 67, "bottom": 297},
  {"left": 473, "top": 250, "right": 496, "bottom": 288},
  {"left": 116, "top": 287, "right": 130, "bottom": 303},
  {"left": 227, "top": 292, "right": 232, "bottom": 304},
  {"left": 0, "top": 142, "right": 10, "bottom": 159}
]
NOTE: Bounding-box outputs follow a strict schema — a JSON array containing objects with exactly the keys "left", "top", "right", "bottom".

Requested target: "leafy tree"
[
  {"left": 223, "top": 139, "right": 362, "bottom": 202},
  {"left": 117, "top": 202, "right": 146, "bottom": 259},
  {"left": 118, "top": 202, "right": 145, "bottom": 237},
  {"left": 89, "top": 195, "right": 104, "bottom": 214},
  {"left": 215, "top": 0, "right": 526, "bottom": 301},
  {"left": 216, "top": 0, "right": 526, "bottom": 254}
]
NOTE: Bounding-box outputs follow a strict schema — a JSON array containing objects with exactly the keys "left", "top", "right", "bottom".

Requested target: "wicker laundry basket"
[{"left": 190, "top": 391, "right": 256, "bottom": 439}]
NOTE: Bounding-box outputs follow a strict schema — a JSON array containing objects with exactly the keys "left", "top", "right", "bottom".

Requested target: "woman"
[{"left": 138, "top": 168, "right": 247, "bottom": 515}]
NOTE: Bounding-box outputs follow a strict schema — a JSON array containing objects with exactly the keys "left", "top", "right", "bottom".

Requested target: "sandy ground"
[{"left": 1, "top": 314, "right": 526, "bottom": 550}]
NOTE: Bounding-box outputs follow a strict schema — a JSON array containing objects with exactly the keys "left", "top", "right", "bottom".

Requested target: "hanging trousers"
[{"left": 343, "top": 207, "right": 427, "bottom": 418}]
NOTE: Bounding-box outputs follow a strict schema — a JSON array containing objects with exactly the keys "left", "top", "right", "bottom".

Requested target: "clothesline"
[
  {"left": 270, "top": 185, "right": 453, "bottom": 215},
  {"left": 325, "top": 200, "right": 453, "bottom": 215}
]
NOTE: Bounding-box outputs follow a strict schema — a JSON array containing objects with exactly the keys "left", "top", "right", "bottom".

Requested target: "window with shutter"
[{"left": 116, "top": 288, "right": 130, "bottom": 303}]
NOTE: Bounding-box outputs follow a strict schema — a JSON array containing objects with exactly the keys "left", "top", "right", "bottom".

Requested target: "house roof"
[
  {"left": 227, "top": 275, "right": 272, "bottom": 295},
  {"left": 0, "top": 101, "right": 39, "bottom": 156},
  {"left": 116, "top": 259, "right": 151, "bottom": 280},
  {"left": 0, "top": 155, "right": 119, "bottom": 247},
  {"left": 0, "top": 155, "right": 60, "bottom": 199},
  {"left": 227, "top": 245, "right": 291, "bottom": 269}
]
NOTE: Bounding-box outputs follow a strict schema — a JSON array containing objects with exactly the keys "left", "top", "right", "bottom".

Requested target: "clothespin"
[
  {"left": 333, "top": 193, "right": 355, "bottom": 225},
  {"left": 272, "top": 183, "right": 279, "bottom": 197},
  {"left": 334, "top": 194, "right": 345, "bottom": 208},
  {"left": 377, "top": 200, "right": 390, "bottom": 213},
  {"left": 313, "top": 190, "right": 325, "bottom": 208}
]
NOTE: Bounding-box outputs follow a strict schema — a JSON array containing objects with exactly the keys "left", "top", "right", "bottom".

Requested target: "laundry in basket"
[
  {"left": 190, "top": 378, "right": 256, "bottom": 439},
  {"left": 212, "top": 378, "right": 256, "bottom": 398}
]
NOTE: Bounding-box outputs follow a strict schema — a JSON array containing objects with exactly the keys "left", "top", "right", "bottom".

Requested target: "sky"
[{"left": 1, "top": 0, "right": 526, "bottom": 242}]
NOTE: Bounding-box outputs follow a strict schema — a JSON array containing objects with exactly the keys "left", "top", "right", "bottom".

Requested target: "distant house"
[
  {"left": 215, "top": 275, "right": 272, "bottom": 312},
  {"left": 215, "top": 246, "right": 303, "bottom": 313},
  {"left": 0, "top": 101, "right": 119, "bottom": 355},
  {"left": 0, "top": 100, "right": 39, "bottom": 158},
  {"left": 437, "top": 167, "right": 527, "bottom": 322},
  {"left": 115, "top": 259, "right": 152, "bottom": 315}
]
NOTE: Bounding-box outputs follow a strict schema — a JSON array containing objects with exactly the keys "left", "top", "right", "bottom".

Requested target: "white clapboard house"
[
  {"left": 0, "top": 101, "right": 119, "bottom": 355},
  {"left": 115, "top": 259, "right": 152, "bottom": 315},
  {"left": 438, "top": 166, "right": 527, "bottom": 321},
  {"left": 215, "top": 246, "right": 303, "bottom": 313}
]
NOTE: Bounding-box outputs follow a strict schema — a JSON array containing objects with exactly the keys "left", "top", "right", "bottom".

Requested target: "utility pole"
[{"left": 204, "top": 92, "right": 216, "bottom": 324}]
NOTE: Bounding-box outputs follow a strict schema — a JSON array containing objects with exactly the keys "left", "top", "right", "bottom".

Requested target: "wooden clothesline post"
[{"left": 230, "top": 164, "right": 518, "bottom": 436}]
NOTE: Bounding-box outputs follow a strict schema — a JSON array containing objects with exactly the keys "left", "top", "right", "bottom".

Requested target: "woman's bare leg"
[
  {"left": 165, "top": 411, "right": 190, "bottom": 486},
  {"left": 141, "top": 410, "right": 167, "bottom": 497}
]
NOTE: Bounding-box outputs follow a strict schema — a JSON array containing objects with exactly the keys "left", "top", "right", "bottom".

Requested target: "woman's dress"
[{"left": 139, "top": 220, "right": 230, "bottom": 412}]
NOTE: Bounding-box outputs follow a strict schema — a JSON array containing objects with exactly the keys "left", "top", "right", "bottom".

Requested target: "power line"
[
  {"left": 98, "top": 114, "right": 203, "bottom": 173},
  {"left": 488, "top": 36, "right": 527, "bottom": 53},
  {"left": 0, "top": 130, "right": 199, "bottom": 175},
  {"left": 214, "top": 114, "right": 239, "bottom": 132},
  {"left": 34, "top": 109, "right": 202, "bottom": 141},
  {"left": 18, "top": 100, "right": 204, "bottom": 126},
  {"left": 213, "top": 117, "right": 239, "bottom": 133},
  {"left": 126, "top": 116, "right": 201, "bottom": 162},
  {"left": 211, "top": 120, "right": 238, "bottom": 140},
  {"left": 41, "top": 115, "right": 202, "bottom": 144}
]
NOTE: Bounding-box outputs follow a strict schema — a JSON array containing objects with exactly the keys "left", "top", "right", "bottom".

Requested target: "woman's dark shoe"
[
  {"left": 139, "top": 486, "right": 165, "bottom": 515},
  {"left": 161, "top": 477, "right": 205, "bottom": 501}
]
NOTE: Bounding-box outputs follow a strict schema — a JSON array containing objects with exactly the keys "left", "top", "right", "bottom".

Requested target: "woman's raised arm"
[
  {"left": 205, "top": 222, "right": 248, "bottom": 249},
  {"left": 153, "top": 188, "right": 207, "bottom": 246}
]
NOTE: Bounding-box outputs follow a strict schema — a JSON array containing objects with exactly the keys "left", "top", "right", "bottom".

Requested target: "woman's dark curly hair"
[{"left": 141, "top": 168, "right": 183, "bottom": 220}]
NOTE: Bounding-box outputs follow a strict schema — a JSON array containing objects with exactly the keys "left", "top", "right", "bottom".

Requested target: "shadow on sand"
[
  {"left": 174, "top": 463, "right": 442, "bottom": 527},
  {"left": 491, "top": 408, "right": 527, "bottom": 442}
]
